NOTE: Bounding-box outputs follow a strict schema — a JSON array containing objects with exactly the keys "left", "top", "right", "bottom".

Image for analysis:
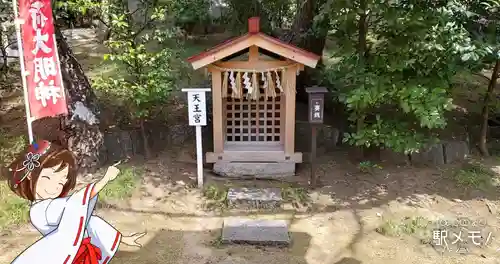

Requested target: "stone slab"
[
  {"left": 443, "top": 140, "right": 469, "bottom": 164},
  {"left": 213, "top": 162, "right": 295, "bottom": 179},
  {"left": 410, "top": 144, "right": 445, "bottom": 166},
  {"left": 221, "top": 218, "right": 290, "bottom": 246},
  {"left": 227, "top": 188, "right": 282, "bottom": 210}
]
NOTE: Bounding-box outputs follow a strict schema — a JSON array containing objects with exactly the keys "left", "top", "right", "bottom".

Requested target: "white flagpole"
[{"left": 12, "top": 0, "right": 34, "bottom": 143}]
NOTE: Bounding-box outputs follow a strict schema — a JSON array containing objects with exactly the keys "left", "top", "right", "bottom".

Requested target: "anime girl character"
[{"left": 7, "top": 140, "right": 146, "bottom": 264}]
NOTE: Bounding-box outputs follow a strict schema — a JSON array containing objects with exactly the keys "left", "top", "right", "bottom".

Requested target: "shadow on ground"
[
  {"left": 136, "top": 146, "right": 500, "bottom": 214},
  {"left": 113, "top": 229, "right": 311, "bottom": 264}
]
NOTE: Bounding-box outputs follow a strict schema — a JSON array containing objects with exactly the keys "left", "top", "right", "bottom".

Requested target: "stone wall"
[
  {"left": 102, "top": 119, "right": 469, "bottom": 167},
  {"left": 100, "top": 122, "right": 194, "bottom": 164},
  {"left": 409, "top": 140, "right": 470, "bottom": 166},
  {"left": 101, "top": 107, "right": 469, "bottom": 168},
  {"left": 295, "top": 121, "right": 470, "bottom": 166},
  {"left": 295, "top": 121, "right": 340, "bottom": 155}
]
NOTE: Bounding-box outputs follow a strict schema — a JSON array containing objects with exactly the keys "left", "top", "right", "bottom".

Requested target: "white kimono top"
[{"left": 12, "top": 183, "right": 122, "bottom": 264}]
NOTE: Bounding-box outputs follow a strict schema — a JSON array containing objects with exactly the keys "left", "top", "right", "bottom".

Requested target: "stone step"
[
  {"left": 221, "top": 217, "right": 290, "bottom": 246},
  {"left": 227, "top": 188, "right": 282, "bottom": 210}
]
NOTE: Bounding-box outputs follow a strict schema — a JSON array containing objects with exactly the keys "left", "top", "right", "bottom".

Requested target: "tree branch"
[
  {"left": 473, "top": 72, "right": 492, "bottom": 82},
  {"left": 133, "top": 20, "right": 153, "bottom": 40},
  {"left": 95, "top": 16, "right": 110, "bottom": 28},
  {"left": 131, "top": 0, "right": 159, "bottom": 40}
]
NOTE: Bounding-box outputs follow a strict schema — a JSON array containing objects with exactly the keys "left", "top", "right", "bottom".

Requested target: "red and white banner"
[{"left": 19, "top": 0, "right": 67, "bottom": 120}]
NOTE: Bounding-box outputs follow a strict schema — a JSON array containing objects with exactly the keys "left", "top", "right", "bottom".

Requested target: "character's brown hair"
[{"left": 7, "top": 143, "right": 77, "bottom": 201}]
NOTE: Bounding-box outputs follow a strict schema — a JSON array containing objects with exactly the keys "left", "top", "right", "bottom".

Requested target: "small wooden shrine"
[{"left": 187, "top": 17, "right": 320, "bottom": 177}]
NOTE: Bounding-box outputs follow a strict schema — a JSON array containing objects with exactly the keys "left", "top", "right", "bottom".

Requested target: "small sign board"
[
  {"left": 305, "top": 86, "right": 328, "bottom": 124},
  {"left": 305, "top": 86, "right": 328, "bottom": 188},
  {"left": 310, "top": 98, "right": 324, "bottom": 123},
  {"left": 182, "top": 88, "right": 211, "bottom": 188},
  {"left": 183, "top": 88, "right": 210, "bottom": 126}
]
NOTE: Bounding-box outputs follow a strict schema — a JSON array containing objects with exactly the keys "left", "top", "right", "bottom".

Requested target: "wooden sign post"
[
  {"left": 182, "top": 88, "right": 211, "bottom": 188},
  {"left": 305, "top": 86, "right": 328, "bottom": 188}
]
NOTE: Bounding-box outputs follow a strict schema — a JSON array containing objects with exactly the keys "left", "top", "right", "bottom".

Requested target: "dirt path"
[{"left": 2, "top": 149, "right": 500, "bottom": 264}]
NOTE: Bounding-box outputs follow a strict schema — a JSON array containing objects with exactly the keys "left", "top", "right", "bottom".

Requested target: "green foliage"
[
  {"left": 223, "top": 0, "right": 295, "bottom": 33},
  {"left": 92, "top": 1, "right": 187, "bottom": 120},
  {"left": 54, "top": 0, "right": 100, "bottom": 17},
  {"left": 170, "top": 0, "right": 210, "bottom": 26},
  {"left": 52, "top": 0, "right": 101, "bottom": 27},
  {"left": 323, "top": 0, "right": 476, "bottom": 154},
  {"left": 450, "top": 0, "right": 500, "bottom": 68}
]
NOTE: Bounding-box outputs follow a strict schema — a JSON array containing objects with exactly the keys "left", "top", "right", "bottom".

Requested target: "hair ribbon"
[{"left": 10, "top": 141, "right": 51, "bottom": 188}]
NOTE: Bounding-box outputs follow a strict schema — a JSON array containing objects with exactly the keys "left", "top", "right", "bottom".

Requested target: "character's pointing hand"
[
  {"left": 121, "top": 232, "right": 147, "bottom": 247},
  {"left": 104, "top": 161, "right": 122, "bottom": 183}
]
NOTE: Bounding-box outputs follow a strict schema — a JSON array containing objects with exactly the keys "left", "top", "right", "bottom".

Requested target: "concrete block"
[{"left": 221, "top": 218, "right": 290, "bottom": 246}]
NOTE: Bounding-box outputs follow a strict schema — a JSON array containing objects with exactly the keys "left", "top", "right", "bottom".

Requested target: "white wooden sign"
[
  {"left": 186, "top": 90, "right": 208, "bottom": 126},
  {"left": 182, "top": 88, "right": 211, "bottom": 188}
]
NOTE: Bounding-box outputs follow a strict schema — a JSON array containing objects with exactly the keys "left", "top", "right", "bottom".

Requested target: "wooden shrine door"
[{"left": 224, "top": 94, "right": 284, "bottom": 150}]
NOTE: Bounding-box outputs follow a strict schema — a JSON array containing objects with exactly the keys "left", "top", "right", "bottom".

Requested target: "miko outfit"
[{"left": 12, "top": 183, "right": 122, "bottom": 264}]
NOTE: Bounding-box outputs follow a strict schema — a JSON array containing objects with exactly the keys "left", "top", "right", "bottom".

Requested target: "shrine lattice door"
[{"left": 224, "top": 95, "right": 283, "bottom": 146}]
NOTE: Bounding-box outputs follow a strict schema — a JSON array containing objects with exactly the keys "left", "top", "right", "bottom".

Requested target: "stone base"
[
  {"left": 221, "top": 218, "right": 290, "bottom": 246},
  {"left": 213, "top": 162, "right": 295, "bottom": 179}
]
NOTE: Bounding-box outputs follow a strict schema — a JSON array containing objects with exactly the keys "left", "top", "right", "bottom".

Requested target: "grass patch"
[
  {"left": 99, "top": 166, "right": 142, "bottom": 202},
  {"left": 0, "top": 184, "right": 29, "bottom": 231},
  {"left": 0, "top": 131, "right": 29, "bottom": 231},
  {"left": 358, "top": 161, "right": 383, "bottom": 174},
  {"left": 376, "top": 216, "right": 430, "bottom": 237},
  {"left": 281, "top": 186, "right": 310, "bottom": 207},
  {"left": 0, "top": 131, "right": 26, "bottom": 167},
  {"left": 453, "top": 161, "right": 496, "bottom": 190},
  {"left": 210, "top": 234, "right": 224, "bottom": 248},
  {"left": 202, "top": 184, "right": 228, "bottom": 210}
]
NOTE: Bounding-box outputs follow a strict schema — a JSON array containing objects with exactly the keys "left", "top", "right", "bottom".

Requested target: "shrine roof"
[{"left": 187, "top": 17, "right": 320, "bottom": 70}]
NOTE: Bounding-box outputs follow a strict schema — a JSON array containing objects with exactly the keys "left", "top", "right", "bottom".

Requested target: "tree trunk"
[
  {"left": 95, "top": 0, "right": 112, "bottom": 43},
  {"left": 54, "top": 27, "right": 104, "bottom": 171},
  {"left": 479, "top": 60, "right": 500, "bottom": 156},
  {"left": 281, "top": 0, "right": 328, "bottom": 102},
  {"left": 139, "top": 118, "right": 151, "bottom": 158},
  {"left": 0, "top": 29, "right": 7, "bottom": 77}
]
